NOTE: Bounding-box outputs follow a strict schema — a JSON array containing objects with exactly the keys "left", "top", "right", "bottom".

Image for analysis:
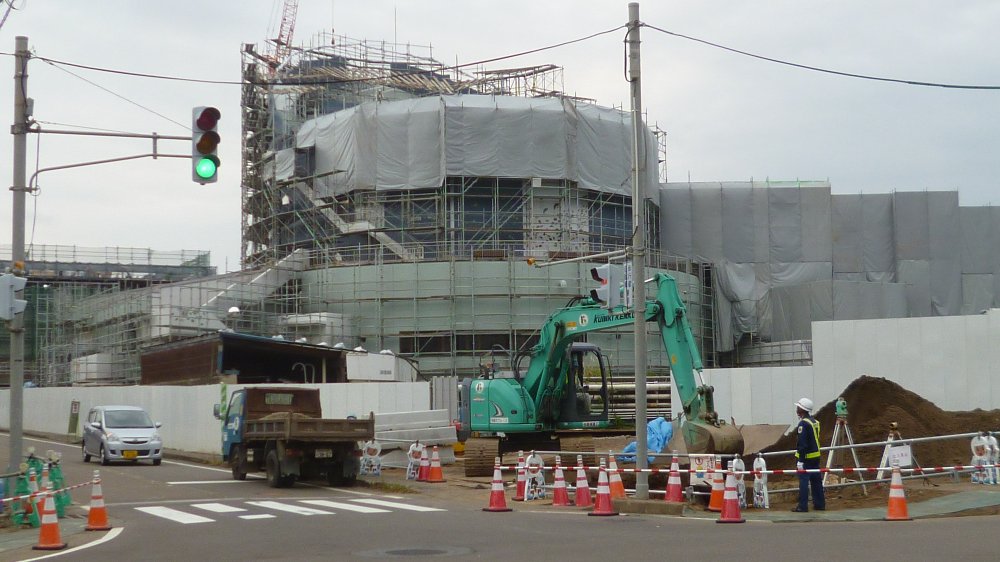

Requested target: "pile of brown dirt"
[{"left": 763, "top": 375, "right": 1000, "bottom": 470}]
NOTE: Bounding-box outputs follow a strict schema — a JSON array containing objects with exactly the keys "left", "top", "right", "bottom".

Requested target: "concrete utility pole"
[
  {"left": 8, "top": 35, "right": 28, "bottom": 481},
  {"left": 627, "top": 3, "right": 649, "bottom": 499}
]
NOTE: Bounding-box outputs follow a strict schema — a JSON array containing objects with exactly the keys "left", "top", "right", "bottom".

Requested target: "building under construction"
[{"left": 14, "top": 26, "right": 1000, "bottom": 431}]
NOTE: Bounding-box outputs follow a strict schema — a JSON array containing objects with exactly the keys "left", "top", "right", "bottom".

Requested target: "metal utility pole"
[
  {"left": 627, "top": 3, "right": 649, "bottom": 499},
  {"left": 7, "top": 35, "right": 28, "bottom": 480}
]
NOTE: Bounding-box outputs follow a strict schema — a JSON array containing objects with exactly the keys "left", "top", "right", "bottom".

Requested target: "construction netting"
[
  {"left": 281, "top": 94, "right": 660, "bottom": 201},
  {"left": 661, "top": 182, "right": 994, "bottom": 350}
]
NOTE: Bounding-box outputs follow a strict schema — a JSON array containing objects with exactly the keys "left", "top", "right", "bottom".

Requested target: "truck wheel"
[
  {"left": 230, "top": 446, "right": 247, "bottom": 481},
  {"left": 265, "top": 450, "right": 283, "bottom": 488}
]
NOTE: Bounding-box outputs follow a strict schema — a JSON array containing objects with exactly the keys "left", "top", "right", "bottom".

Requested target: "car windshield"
[{"left": 104, "top": 410, "right": 154, "bottom": 429}]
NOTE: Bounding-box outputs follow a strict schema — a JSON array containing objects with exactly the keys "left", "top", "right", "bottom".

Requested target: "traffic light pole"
[
  {"left": 8, "top": 35, "right": 28, "bottom": 483},
  {"left": 627, "top": 3, "right": 650, "bottom": 500}
]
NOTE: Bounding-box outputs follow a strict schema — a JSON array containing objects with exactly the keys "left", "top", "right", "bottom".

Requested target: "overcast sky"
[{"left": 0, "top": 1, "right": 997, "bottom": 273}]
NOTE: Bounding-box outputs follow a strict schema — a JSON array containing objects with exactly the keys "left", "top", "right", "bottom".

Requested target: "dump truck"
[{"left": 214, "top": 387, "right": 375, "bottom": 487}]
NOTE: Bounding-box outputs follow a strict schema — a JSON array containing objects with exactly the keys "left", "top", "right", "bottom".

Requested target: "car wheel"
[
  {"left": 153, "top": 458, "right": 162, "bottom": 466},
  {"left": 100, "top": 445, "right": 110, "bottom": 466},
  {"left": 82, "top": 443, "right": 91, "bottom": 463}
]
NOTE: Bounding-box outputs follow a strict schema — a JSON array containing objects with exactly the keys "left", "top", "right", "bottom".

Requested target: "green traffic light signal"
[
  {"left": 192, "top": 106, "right": 221, "bottom": 183},
  {"left": 195, "top": 156, "right": 218, "bottom": 180}
]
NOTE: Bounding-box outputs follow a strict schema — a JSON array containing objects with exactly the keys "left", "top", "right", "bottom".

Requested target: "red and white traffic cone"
[
  {"left": 513, "top": 452, "right": 526, "bottom": 501},
  {"left": 85, "top": 470, "right": 112, "bottom": 531},
  {"left": 716, "top": 470, "right": 746, "bottom": 524},
  {"left": 574, "top": 455, "right": 592, "bottom": 508},
  {"left": 664, "top": 454, "right": 685, "bottom": 504},
  {"left": 884, "top": 465, "right": 912, "bottom": 521},
  {"left": 416, "top": 447, "right": 429, "bottom": 482},
  {"left": 426, "top": 446, "right": 446, "bottom": 483},
  {"left": 483, "top": 458, "right": 513, "bottom": 512},
  {"left": 607, "top": 454, "right": 626, "bottom": 499},
  {"left": 32, "top": 487, "right": 66, "bottom": 551},
  {"left": 707, "top": 467, "right": 725, "bottom": 512},
  {"left": 588, "top": 460, "right": 619, "bottom": 517},
  {"left": 551, "top": 456, "right": 571, "bottom": 507}
]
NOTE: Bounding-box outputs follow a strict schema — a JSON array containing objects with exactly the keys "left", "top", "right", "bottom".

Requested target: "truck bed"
[{"left": 244, "top": 412, "right": 375, "bottom": 442}]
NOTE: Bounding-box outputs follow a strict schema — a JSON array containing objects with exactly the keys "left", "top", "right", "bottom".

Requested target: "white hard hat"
[{"left": 795, "top": 398, "right": 814, "bottom": 413}]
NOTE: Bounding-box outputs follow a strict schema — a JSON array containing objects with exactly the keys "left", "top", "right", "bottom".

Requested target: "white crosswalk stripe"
[
  {"left": 133, "top": 497, "right": 445, "bottom": 525},
  {"left": 246, "top": 501, "right": 333, "bottom": 515},
  {"left": 351, "top": 499, "right": 446, "bottom": 512},
  {"left": 300, "top": 500, "right": 390, "bottom": 513},
  {"left": 192, "top": 503, "right": 247, "bottom": 513},
  {"left": 135, "top": 506, "right": 214, "bottom": 524}
]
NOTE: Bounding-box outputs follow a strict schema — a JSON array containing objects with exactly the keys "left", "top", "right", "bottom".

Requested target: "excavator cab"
[{"left": 557, "top": 343, "right": 609, "bottom": 425}]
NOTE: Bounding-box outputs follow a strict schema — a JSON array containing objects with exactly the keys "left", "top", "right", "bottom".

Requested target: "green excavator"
[{"left": 458, "top": 272, "right": 744, "bottom": 476}]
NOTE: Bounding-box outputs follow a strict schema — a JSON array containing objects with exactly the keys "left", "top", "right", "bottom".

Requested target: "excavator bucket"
[{"left": 683, "top": 420, "right": 744, "bottom": 456}]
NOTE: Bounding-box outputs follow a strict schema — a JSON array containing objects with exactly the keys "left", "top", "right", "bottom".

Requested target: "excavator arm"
[{"left": 518, "top": 272, "right": 742, "bottom": 454}]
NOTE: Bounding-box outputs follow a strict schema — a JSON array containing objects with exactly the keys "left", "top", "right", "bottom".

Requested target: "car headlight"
[
  {"left": 105, "top": 432, "right": 120, "bottom": 442},
  {"left": 151, "top": 433, "right": 162, "bottom": 442}
]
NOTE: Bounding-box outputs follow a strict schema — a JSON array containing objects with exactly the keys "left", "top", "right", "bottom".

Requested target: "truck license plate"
[
  {"left": 315, "top": 448, "right": 333, "bottom": 458},
  {"left": 123, "top": 450, "right": 138, "bottom": 459}
]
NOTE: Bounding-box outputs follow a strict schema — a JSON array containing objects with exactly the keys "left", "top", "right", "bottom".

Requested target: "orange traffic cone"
[
  {"left": 716, "top": 470, "right": 746, "bottom": 523},
  {"left": 551, "top": 457, "right": 571, "bottom": 507},
  {"left": 607, "top": 454, "right": 626, "bottom": 499},
  {"left": 426, "top": 446, "right": 446, "bottom": 483},
  {"left": 707, "top": 467, "right": 725, "bottom": 512},
  {"left": 574, "top": 455, "right": 592, "bottom": 508},
  {"left": 32, "top": 488, "right": 66, "bottom": 551},
  {"left": 588, "top": 461, "right": 619, "bottom": 517},
  {"left": 483, "top": 458, "right": 513, "bottom": 512},
  {"left": 416, "top": 447, "right": 429, "bottom": 482},
  {"left": 884, "top": 465, "right": 912, "bottom": 521},
  {"left": 85, "top": 471, "right": 112, "bottom": 531},
  {"left": 513, "top": 453, "right": 526, "bottom": 501},
  {"left": 664, "top": 454, "right": 684, "bottom": 503}
]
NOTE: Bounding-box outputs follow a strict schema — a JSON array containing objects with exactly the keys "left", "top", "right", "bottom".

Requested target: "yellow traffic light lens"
[{"left": 195, "top": 157, "right": 218, "bottom": 179}]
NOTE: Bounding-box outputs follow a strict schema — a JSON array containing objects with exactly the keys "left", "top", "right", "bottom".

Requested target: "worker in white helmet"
[{"left": 792, "top": 397, "right": 826, "bottom": 512}]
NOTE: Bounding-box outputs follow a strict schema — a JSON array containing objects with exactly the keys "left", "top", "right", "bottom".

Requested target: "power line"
[
  {"left": 642, "top": 23, "right": 1000, "bottom": 90},
  {"left": 38, "top": 58, "right": 188, "bottom": 130},
  {"left": 9, "top": 24, "right": 625, "bottom": 89}
]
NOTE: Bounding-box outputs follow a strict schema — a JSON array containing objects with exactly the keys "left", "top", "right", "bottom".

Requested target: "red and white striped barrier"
[
  {"left": 0, "top": 479, "right": 95, "bottom": 506},
  {"left": 486, "top": 463, "right": 999, "bottom": 475}
]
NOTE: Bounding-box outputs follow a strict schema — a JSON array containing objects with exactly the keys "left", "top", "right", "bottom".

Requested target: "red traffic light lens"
[{"left": 196, "top": 107, "right": 221, "bottom": 131}]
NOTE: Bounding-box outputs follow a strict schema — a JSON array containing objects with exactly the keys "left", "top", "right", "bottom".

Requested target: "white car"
[{"left": 82, "top": 405, "right": 163, "bottom": 466}]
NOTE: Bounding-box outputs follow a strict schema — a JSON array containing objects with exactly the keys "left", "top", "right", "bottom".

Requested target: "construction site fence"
[
  {"left": 757, "top": 429, "right": 1000, "bottom": 458},
  {"left": 488, "top": 463, "right": 998, "bottom": 476}
]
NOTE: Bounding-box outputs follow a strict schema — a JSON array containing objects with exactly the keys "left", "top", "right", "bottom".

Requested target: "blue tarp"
[{"left": 618, "top": 417, "right": 673, "bottom": 464}]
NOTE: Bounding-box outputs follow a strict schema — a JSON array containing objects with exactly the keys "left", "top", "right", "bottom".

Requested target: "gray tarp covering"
[
  {"left": 771, "top": 281, "right": 908, "bottom": 341},
  {"left": 660, "top": 182, "right": 1000, "bottom": 349},
  {"left": 293, "top": 95, "right": 658, "bottom": 200}
]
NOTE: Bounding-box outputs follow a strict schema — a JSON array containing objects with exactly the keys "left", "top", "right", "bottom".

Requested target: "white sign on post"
[
  {"left": 689, "top": 454, "right": 716, "bottom": 486},
  {"left": 888, "top": 445, "right": 913, "bottom": 468},
  {"left": 623, "top": 261, "right": 633, "bottom": 308}
]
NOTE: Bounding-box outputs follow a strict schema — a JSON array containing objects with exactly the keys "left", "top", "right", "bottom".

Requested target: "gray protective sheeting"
[
  {"left": 659, "top": 182, "right": 999, "bottom": 349},
  {"left": 294, "top": 95, "right": 659, "bottom": 200}
]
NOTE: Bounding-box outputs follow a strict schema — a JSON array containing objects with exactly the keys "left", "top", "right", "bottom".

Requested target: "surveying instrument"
[{"left": 823, "top": 397, "right": 867, "bottom": 495}]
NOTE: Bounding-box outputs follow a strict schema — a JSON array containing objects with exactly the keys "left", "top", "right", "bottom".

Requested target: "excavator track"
[{"left": 463, "top": 437, "right": 500, "bottom": 477}]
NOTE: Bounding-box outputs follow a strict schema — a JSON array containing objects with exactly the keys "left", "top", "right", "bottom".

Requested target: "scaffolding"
[{"left": 241, "top": 32, "right": 568, "bottom": 268}]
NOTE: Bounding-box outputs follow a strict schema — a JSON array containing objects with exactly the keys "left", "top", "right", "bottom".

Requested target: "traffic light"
[
  {"left": 589, "top": 263, "right": 623, "bottom": 309},
  {"left": 192, "top": 106, "right": 221, "bottom": 183},
  {"left": 0, "top": 273, "right": 27, "bottom": 320}
]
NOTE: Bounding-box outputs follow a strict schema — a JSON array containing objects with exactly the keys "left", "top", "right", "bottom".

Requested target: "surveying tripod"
[{"left": 823, "top": 397, "right": 867, "bottom": 495}]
